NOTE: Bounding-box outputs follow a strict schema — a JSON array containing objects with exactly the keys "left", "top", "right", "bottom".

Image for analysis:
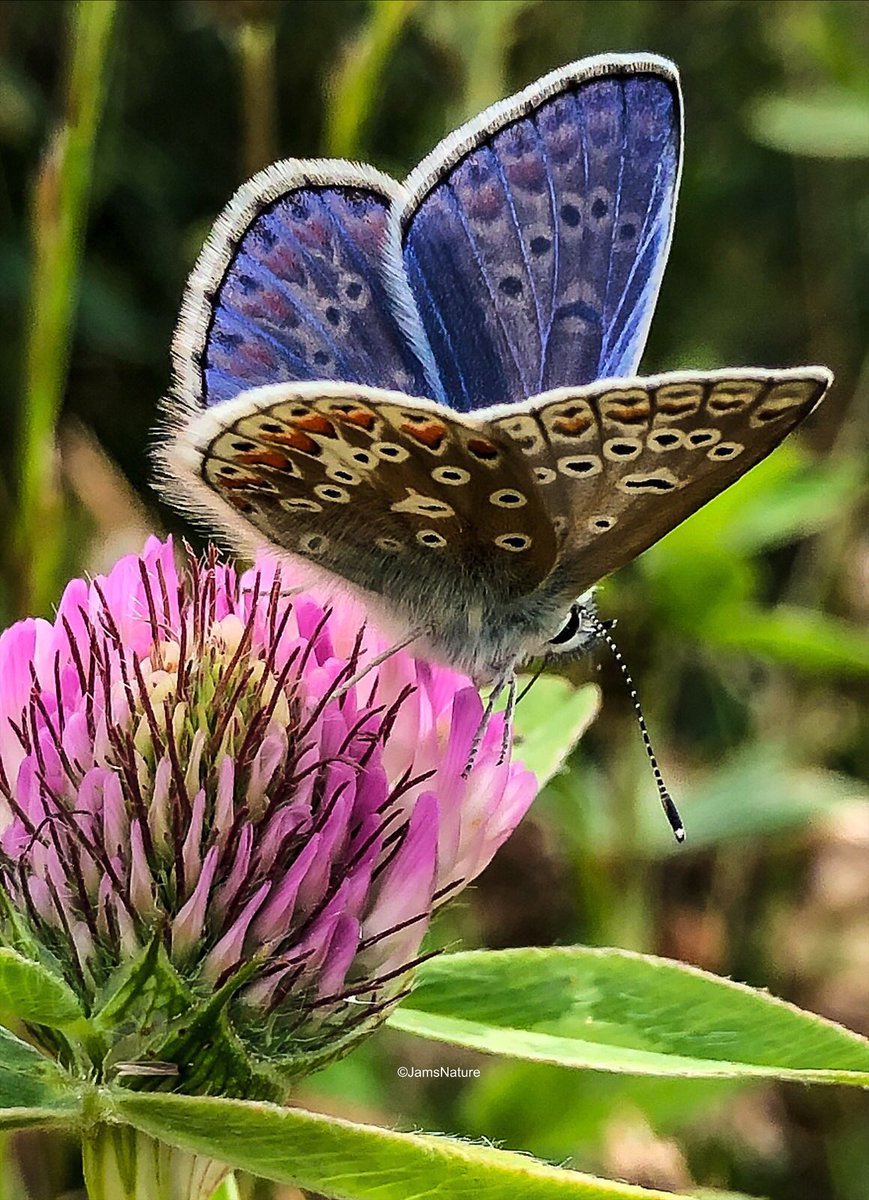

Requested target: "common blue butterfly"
[{"left": 157, "top": 53, "right": 831, "bottom": 698}]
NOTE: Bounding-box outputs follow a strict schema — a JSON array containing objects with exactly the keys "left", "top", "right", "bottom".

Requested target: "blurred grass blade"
[
  {"left": 418, "top": 0, "right": 534, "bottom": 120},
  {"left": 16, "top": 0, "right": 117, "bottom": 616},
  {"left": 234, "top": 18, "right": 278, "bottom": 177},
  {"left": 323, "top": 0, "right": 417, "bottom": 159},
  {"left": 750, "top": 90, "right": 869, "bottom": 158}
]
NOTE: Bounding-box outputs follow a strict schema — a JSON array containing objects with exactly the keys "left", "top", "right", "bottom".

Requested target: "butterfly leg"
[
  {"left": 462, "top": 671, "right": 516, "bottom": 778},
  {"left": 497, "top": 672, "right": 518, "bottom": 767}
]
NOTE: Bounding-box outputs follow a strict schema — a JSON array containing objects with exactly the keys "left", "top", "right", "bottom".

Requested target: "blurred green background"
[{"left": 1, "top": 1, "right": 868, "bottom": 1197}]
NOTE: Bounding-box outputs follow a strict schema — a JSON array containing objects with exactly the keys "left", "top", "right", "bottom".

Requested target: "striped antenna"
[{"left": 588, "top": 614, "right": 685, "bottom": 843}]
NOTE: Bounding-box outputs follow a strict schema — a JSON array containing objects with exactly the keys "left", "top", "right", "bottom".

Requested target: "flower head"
[{"left": 0, "top": 538, "right": 534, "bottom": 1096}]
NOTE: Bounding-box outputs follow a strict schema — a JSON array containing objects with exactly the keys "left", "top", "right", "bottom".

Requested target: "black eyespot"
[
  {"left": 609, "top": 442, "right": 637, "bottom": 456},
  {"left": 619, "top": 221, "right": 636, "bottom": 239},
  {"left": 561, "top": 203, "right": 581, "bottom": 227},
  {"left": 345, "top": 282, "right": 363, "bottom": 300},
  {"left": 689, "top": 432, "right": 713, "bottom": 445},
  {"left": 499, "top": 276, "right": 523, "bottom": 297},
  {"left": 325, "top": 306, "right": 340, "bottom": 326},
  {"left": 530, "top": 235, "right": 551, "bottom": 254},
  {"left": 498, "top": 492, "right": 522, "bottom": 505},
  {"left": 549, "top": 604, "right": 580, "bottom": 646},
  {"left": 380, "top": 446, "right": 401, "bottom": 458},
  {"left": 624, "top": 477, "right": 675, "bottom": 491},
  {"left": 260, "top": 423, "right": 282, "bottom": 432},
  {"left": 220, "top": 466, "right": 238, "bottom": 475},
  {"left": 653, "top": 433, "right": 680, "bottom": 446},
  {"left": 313, "top": 350, "right": 329, "bottom": 366},
  {"left": 591, "top": 197, "right": 608, "bottom": 219},
  {"left": 231, "top": 441, "right": 255, "bottom": 451},
  {"left": 237, "top": 273, "right": 259, "bottom": 294}
]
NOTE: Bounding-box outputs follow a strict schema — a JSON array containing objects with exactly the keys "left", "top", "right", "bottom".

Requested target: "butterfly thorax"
[{"left": 380, "top": 578, "right": 601, "bottom": 685}]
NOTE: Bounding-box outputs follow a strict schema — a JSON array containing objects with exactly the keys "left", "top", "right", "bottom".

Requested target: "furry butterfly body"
[{"left": 158, "top": 53, "right": 831, "bottom": 686}]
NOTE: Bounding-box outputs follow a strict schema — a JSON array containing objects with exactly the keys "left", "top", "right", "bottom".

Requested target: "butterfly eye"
[{"left": 548, "top": 604, "right": 581, "bottom": 647}]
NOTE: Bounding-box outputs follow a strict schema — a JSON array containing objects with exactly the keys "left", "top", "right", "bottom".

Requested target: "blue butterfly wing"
[
  {"left": 389, "top": 57, "right": 681, "bottom": 412},
  {"left": 171, "top": 163, "right": 430, "bottom": 409}
]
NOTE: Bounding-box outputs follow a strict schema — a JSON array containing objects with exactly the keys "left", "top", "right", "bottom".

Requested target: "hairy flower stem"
[{"left": 81, "top": 1125, "right": 228, "bottom": 1200}]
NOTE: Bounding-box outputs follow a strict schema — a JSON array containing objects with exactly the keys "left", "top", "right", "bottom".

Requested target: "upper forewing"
[{"left": 387, "top": 54, "right": 681, "bottom": 412}]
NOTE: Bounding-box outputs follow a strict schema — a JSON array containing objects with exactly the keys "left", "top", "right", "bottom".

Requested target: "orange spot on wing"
[
  {"left": 467, "top": 438, "right": 499, "bottom": 461},
  {"left": 553, "top": 413, "right": 594, "bottom": 436},
  {"left": 293, "top": 413, "right": 337, "bottom": 437},
  {"left": 216, "top": 473, "right": 264, "bottom": 490},
  {"left": 265, "top": 430, "right": 321, "bottom": 455},
  {"left": 606, "top": 402, "right": 650, "bottom": 423},
  {"left": 236, "top": 449, "right": 292, "bottom": 470},
  {"left": 401, "top": 420, "right": 448, "bottom": 449},
  {"left": 333, "top": 408, "right": 377, "bottom": 432}
]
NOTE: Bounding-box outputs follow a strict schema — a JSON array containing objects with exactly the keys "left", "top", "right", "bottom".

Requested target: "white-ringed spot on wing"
[
  {"left": 279, "top": 497, "right": 323, "bottom": 513},
  {"left": 431, "top": 465, "right": 470, "bottom": 486},
  {"left": 372, "top": 441, "right": 410, "bottom": 463},
  {"left": 617, "top": 469, "right": 681, "bottom": 493},
  {"left": 376, "top": 536, "right": 405, "bottom": 554},
  {"left": 646, "top": 429, "right": 685, "bottom": 452},
  {"left": 299, "top": 533, "right": 329, "bottom": 556},
  {"left": 706, "top": 379, "right": 763, "bottom": 415},
  {"left": 489, "top": 488, "right": 527, "bottom": 508},
  {"left": 325, "top": 463, "right": 361, "bottom": 485},
  {"left": 603, "top": 437, "right": 643, "bottom": 461},
  {"left": 391, "top": 490, "right": 455, "bottom": 519},
  {"left": 314, "top": 483, "right": 351, "bottom": 504},
  {"left": 495, "top": 533, "right": 532, "bottom": 553},
  {"left": 416, "top": 529, "right": 447, "bottom": 549},
  {"left": 534, "top": 466, "right": 557, "bottom": 484},
  {"left": 707, "top": 442, "right": 744, "bottom": 461},
  {"left": 349, "top": 449, "right": 376, "bottom": 469},
  {"left": 588, "top": 515, "right": 616, "bottom": 533},
  {"left": 685, "top": 428, "right": 721, "bottom": 449},
  {"left": 557, "top": 454, "right": 602, "bottom": 478}
]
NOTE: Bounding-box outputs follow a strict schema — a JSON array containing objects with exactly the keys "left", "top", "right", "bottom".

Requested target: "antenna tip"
[{"left": 673, "top": 826, "right": 686, "bottom": 844}]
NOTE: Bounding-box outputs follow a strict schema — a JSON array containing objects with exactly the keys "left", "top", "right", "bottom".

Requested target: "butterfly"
[{"left": 157, "top": 52, "right": 831, "bottom": 696}]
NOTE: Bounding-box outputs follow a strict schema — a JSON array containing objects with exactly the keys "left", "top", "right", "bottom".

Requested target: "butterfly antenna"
[{"left": 587, "top": 614, "right": 685, "bottom": 844}]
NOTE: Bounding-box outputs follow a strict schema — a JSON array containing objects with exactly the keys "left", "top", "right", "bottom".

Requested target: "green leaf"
[
  {"left": 388, "top": 948, "right": 869, "bottom": 1086},
  {"left": 512, "top": 679, "right": 600, "bottom": 786},
  {"left": 0, "top": 948, "right": 84, "bottom": 1029},
  {"left": 0, "top": 1024, "right": 81, "bottom": 1129},
  {"left": 113, "top": 1090, "right": 688, "bottom": 1200}
]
